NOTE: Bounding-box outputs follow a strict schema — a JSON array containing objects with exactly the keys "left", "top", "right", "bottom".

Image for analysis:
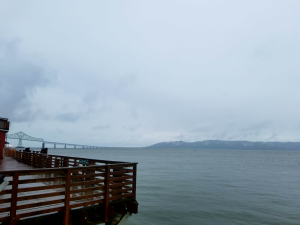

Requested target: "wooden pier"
[{"left": 0, "top": 148, "right": 138, "bottom": 225}]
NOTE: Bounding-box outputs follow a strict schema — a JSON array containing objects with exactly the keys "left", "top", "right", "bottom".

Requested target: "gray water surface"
[{"left": 49, "top": 148, "right": 300, "bottom": 225}]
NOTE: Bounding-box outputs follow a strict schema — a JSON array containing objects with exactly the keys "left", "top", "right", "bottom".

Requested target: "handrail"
[
  {"left": 35, "top": 152, "right": 129, "bottom": 164},
  {"left": 0, "top": 150, "right": 138, "bottom": 224},
  {"left": 16, "top": 150, "right": 131, "bottom": 164},
  {"left": 0, "top": 162, "right": 137, "bottom": 174}
]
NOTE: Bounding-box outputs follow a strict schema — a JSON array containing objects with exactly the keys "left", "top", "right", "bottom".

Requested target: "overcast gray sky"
[{"left": 1, "top": 1, "right": 300, "bottom": 147}]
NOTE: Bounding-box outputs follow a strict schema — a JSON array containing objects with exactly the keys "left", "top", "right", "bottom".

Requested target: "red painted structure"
[{"left": 0, "top": 118, "right": 10, "bottom": 159}]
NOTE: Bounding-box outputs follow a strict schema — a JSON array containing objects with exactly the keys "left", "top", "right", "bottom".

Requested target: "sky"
[{"left": 1, "top": 1, "right": 300, "bottom": 147}]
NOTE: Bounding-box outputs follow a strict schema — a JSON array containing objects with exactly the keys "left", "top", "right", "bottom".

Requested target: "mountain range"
[{"left": 147, "top": 140, "right": 300, "bottom": 150}]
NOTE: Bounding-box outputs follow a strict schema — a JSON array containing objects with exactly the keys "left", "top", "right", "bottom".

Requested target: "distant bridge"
[{"left": 6, "top": 131, "right": 101, "bottom": 148}]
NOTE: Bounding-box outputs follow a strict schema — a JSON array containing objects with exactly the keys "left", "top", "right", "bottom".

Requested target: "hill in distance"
[{"left": 146, "top": 140, "right": 300, "bottom": 150}]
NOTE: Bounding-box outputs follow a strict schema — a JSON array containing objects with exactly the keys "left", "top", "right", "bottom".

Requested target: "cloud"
[
  {"left": 1, "top": 1, "right": 300, "bottom": 146},
  {"left": 93, "top": 125, "right": 110, "bottom": 130},
  {"left": 0, "top": 37, "right": 54, "bottom": 122},
  {"left": 122, "top": 125, "right": 140, "bottom": 132},
  {"left": 56, "top": 112, "right": 81, "bottom": 122}
]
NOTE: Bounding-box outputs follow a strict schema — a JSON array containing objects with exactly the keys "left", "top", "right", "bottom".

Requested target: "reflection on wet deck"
[{"left": 0, "top": 157, "right": 34, "bottom": 171}]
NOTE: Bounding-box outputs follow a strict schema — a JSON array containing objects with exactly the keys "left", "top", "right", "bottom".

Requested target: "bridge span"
[{"left": 6, "top": 131, "right": 101, "bottom": 149}]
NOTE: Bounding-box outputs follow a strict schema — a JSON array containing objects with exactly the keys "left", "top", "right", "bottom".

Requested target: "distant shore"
[{"left": 147, "top": 140, "right": 300, "bottom": 150}]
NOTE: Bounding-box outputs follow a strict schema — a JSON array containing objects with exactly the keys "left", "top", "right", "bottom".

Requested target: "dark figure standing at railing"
[{"left": 41, "top": 148, "right": 48, "bottom": 154}]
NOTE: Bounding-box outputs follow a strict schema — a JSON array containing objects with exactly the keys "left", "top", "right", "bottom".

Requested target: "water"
[{"left": 48, "top": 148, "right": 300, "bottom": 225}]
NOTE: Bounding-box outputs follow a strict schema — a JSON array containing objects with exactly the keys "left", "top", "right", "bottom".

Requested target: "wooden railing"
[
  {"left": 3, "top": 148, "right": 16, "bottom": 158},
  {"left": 0, "top": 151, "right": 137, "bottom": 224},
  {"left": 15, "top": 151, "right": 128, "bottom": 167}
]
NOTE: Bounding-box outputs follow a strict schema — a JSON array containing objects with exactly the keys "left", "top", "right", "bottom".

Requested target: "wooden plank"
[
  {"left": 18, "top": 184, "right": 65, "bottom": 193},
  {"left": 70, "top": 192, "right": 104, "bottom": 201},
  {"left": 110, "top": 176, "right": 134, "bottom": 182},
  {"left": 110, "top": 181, "right": 133, "bottom": 188},
  {"left": 44, "top": 155, "right": 119, "bottom": 163},
  {"left": 109, "top": 193, "right": 135, "bottom": 201},
  {"left": 16, "top": 199, "right": 64, "bottom": 210},
  {"left": 70, "top": 198, "right": 104, "bottom": 209},
  {"left": 18, "top": 176, "right": 65, "bottom": 184},
  {"left": 110, "top": 187, "right": 132, "bottom": 195},
  {"left": 18, "top": 170, "right": 65, "bottom": 176},
  {"left": 0, "top": 216, "right": 9, "bottom": 222},
  {"left": 10, "top": 172, "right": 19, "bottom": 225},
  {"left": 0, "top": 164, "right": 123, "bottom": 174},
  {"left": 17, "top": 191, "right": 65, "bottom": 201},
  {"left": 70, "top": 168, "right": 105, "bottom": 174},
  {"left": 71, "top": 173, "right": 105, "bottom": 180},
  {"left": 0, "top": 198, "right": 12, "bottom": 204},
  {"left": 70, "top": 186, "right": 104, "bottom": 194},
  {"left": 110, "top": 170, "right": 133, "bottom": 175},
  {"left": 70, "top": 180, "right": 104, "bottom": 187},
  {"left": 109, "top": 165, "right": 135, "bottom": 170},
  {"left": 80, "top": 168, "right": 106, "bottom": 173},
  {"left": 122, "top": 185, "right": 134, "bottom": 190},
  {"left": 0, "top": 189, "right": 12, "bottom": 195},
  {"left": 16, "top": 206, "right": 65, "bottom": 219},
  {"left": 0, "top": 207, "right": 10, "bottom": 213},
  {"left": 46, "top": 154, "right": 126, "bottom": 164},
  {"left": 74, "top": 166, "right": 107, "bottom": 171}
]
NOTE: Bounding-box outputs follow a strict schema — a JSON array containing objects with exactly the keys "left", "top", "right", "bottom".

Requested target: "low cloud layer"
[{"left": 1, "top": 1, "right": 300, "bottom": 147}]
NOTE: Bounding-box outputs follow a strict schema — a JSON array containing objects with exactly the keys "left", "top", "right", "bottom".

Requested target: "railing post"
[
  {"left": 63, "top": 157, "right": 69, "bottom": 167},
  {"left": 64, "top": 169, "right": 71, "bottom": 225},
  {"left": 30, "top": 152, "right": 33, "bottom": 165},
  {"left": 38, "top": 154, "right": 43, "bottom": 168},
  {"left": 55, "top": 157, "right": 59, "bottom": 168},
  {"left": 36, "top": 152, "right": 40, "bottom": 167},
  {"left": 104, "top": 165, "right": 110, "bottom": 222},
  {"left": 133, "top": 164, "right": 137, "bottom": 200},
  {"left": 10, "top": 172, "right": 19, "bottom": 225},
  {"left": 47, "top": 155, "right": 52, "bottom": 168},
  {"left": 38, "top": 153, "right": 41, "bottom": 167},
  {"left": 33, "top": 152, "right": 36, "bottom": 166},
  {"left": 43, "top": 154, "right": 48, "bottom": 168},
  {"left": 27, "top": 152, "right": 30, "bottom": 164},
  {"left": 23, "top": 152, "right": 26, "bottom": 163}
]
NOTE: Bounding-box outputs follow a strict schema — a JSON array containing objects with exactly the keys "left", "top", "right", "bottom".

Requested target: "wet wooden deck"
[{"left": 0, "top": 157, "right": 34, "bottom": 171}]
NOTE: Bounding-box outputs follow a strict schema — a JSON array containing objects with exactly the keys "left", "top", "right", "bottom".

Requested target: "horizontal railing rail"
[
  {"left": 0, "top": 151, "right": 137, "bottom": 224},
  {"left": 15, "top": 151, "right": 129, "bottom": 167}
]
